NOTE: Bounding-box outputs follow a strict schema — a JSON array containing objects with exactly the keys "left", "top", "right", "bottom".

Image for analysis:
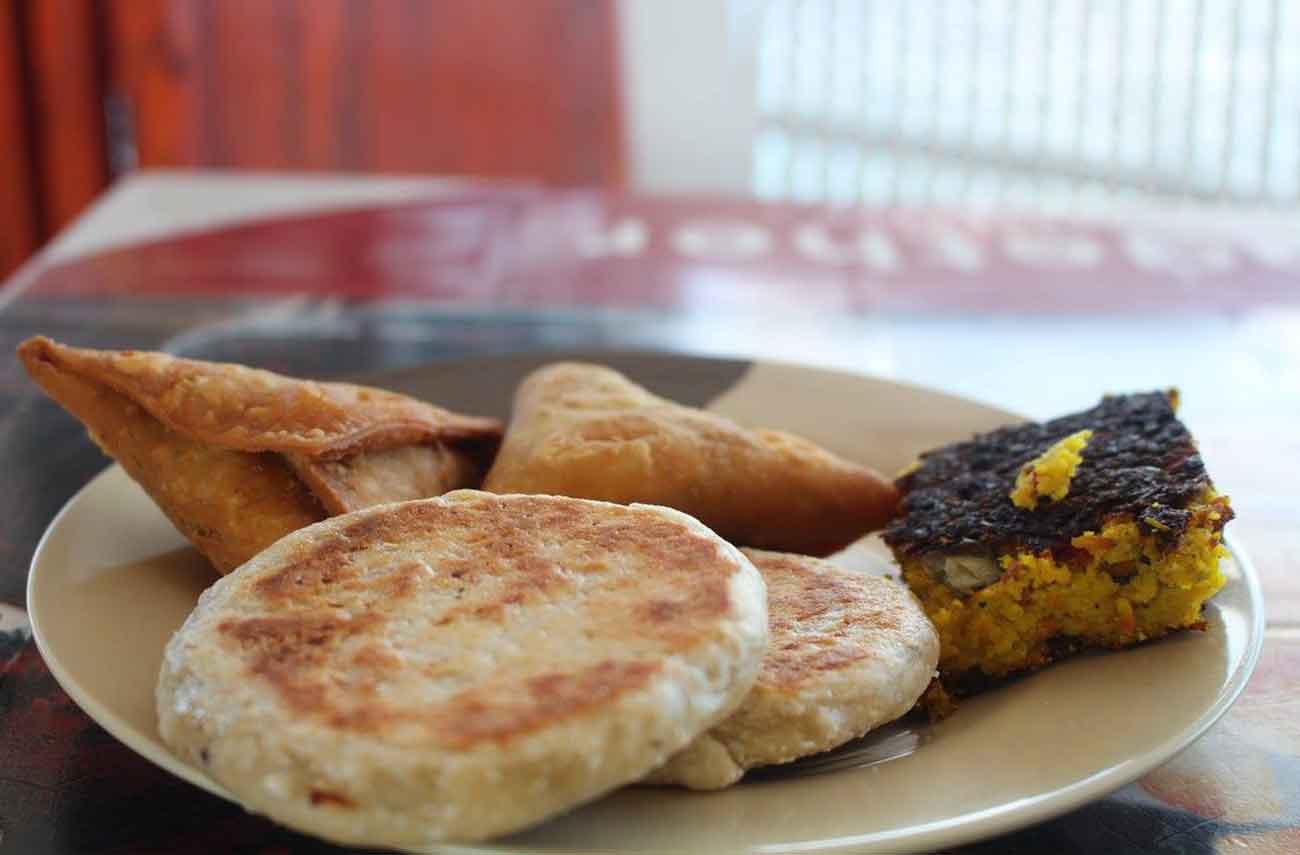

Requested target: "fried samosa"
[
  {"left": 482, "top": 362, "right": 897, "bottom": 555},
  {"left": 18, "top": 337, "right": 501, "bottom": 574}
]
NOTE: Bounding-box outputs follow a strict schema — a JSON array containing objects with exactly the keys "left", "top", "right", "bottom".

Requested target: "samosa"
[
  {"left": 483, "top": 362, "right": 897, "bottom": 555},
  {"left": 18, "top": 337, "right": 501, "bottom": 574}
]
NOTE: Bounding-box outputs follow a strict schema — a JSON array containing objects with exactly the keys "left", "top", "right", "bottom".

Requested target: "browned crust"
[
  {"left": 308, "top": 789, "right": 357, "bottom": 809},
  {"left": 742, "top": 548, "right": 909, "bottom": 692},
  {"left": 18, "top": 336, "right": 501, "bottom": 459},
  {"left": 430, "top": 660, "right": 663, "bottom": 749},
  {"left": 18, "top": 337, "right": 507, "bottom": 573},
  {"left": 884, "top": 391, "right": 1226, "bottom": 558},
  {"left": 20, "top": 344, "right": 324, "bottom": 573},
  {"left": 483, "top": 363, "right": 898, "bottom": 557},
  {"left": 214, "top": 494, "right": 741, "bottom": 749}
]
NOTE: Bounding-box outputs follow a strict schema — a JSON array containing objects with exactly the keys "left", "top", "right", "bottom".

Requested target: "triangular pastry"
[
  {"left": 18, "top": 337, "right": 501, "bottom": 573},
  {"left": 483, "top": 362, "right": 897, "bottom": 555}
]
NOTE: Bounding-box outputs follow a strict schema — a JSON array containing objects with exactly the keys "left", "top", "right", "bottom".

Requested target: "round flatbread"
[
  {"left": 156, "top": 491, "right": 768, "bottom": 846},
  {"left": 646, "top": 548, "right": 938, "bottom": 789}
]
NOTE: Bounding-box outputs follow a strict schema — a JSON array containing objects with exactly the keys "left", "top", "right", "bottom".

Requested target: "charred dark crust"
[{"left": 883, "top": 391, "right": 1231, "bottom": 558}]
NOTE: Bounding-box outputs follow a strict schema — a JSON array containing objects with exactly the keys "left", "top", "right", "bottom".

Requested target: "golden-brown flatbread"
[
  {"left": 646, "top": 548, "right": 938, "bottom": 789},
  {"left": 18, "top": 337, "right": 502, "bottom": 574},
  {"left": 482, "top": 362, "right": 898, "bottom": 555},
  {"left": 157, "top": 491, "right": 768, "bottom": 845}
]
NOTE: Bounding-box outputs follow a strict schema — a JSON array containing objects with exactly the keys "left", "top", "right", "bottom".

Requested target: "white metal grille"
[{"left": 746, "top": 0, "right": 1300, "bottom": 209}]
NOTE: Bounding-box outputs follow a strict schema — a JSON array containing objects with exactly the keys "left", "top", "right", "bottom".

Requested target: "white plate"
[{"left": 27, "top": 355, "right": 1264, "bottom": 854}]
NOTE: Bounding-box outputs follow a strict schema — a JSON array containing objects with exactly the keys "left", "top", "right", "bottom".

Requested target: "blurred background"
[{"left": 4, "top": 0, "right": 1300, "bottom": 278}]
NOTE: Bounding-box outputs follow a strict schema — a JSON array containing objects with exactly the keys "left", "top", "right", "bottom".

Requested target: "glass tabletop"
[{"left": 1, "top": 186, "right": 1297, "bottom": 854}]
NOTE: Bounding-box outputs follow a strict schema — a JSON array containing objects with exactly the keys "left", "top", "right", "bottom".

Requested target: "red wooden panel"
[
  {"left": 107, "top": 0, "right": 623, "bottom": 184},
  {"left": 0, "top": 0, "right": 39, "bottom": 277},
  {"left": 106, "top": 0, "right": 204, "bottom": 166},
  {"left": 359, "top": 0, "right": 623, "bottom": 184},
  {"left": 205, "top": 0, "right": 299, "bottom": 168},
  {"left": 362, "top": 0, "right": 435, "bottom": 173},
  {"left": 296, "top": 0, "right": 357, "bottom": 169},
  {"left": 26, "top": 0, "right": 109, "bottom": 232}
]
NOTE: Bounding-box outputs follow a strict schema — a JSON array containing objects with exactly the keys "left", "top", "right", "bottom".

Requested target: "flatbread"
[
  {"left": 18, "top": 337, "right": 501, "bottom": 573},
  {"left": 483, "top": 362, "right": 898, "bottom": 556},
  {"left": 156, "top": 491, "right": 769, "bottom": 846},
  {"left": 646, "top": 548, "right": 938, "bottom": 789}
]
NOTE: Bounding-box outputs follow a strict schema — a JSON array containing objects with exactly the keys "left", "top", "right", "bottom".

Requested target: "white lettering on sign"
[
  {"left": 1002, "top": 231, "right": 1104, "bottom": 269},
  {"left": 672, "top": 220, "right": 772, "bottom": 260},
  {"left": 793, "top": 223, "right": 902, "bottom": 272},
  {"left": 1125, "top": 233, "right": 1237, "bottom": 278},
  {"left": 576, "top": 218, "right": 648, "bottom": 259}
]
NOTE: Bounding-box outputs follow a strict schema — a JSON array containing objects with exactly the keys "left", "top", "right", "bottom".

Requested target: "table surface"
[{"left": 2, "top": 170, "right": 1298, "bottom": 855}]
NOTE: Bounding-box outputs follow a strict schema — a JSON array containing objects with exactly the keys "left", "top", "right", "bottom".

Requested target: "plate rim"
[
  {"left": 811, "top": 529, "right": 1264, "bottom": 854},
  {"left": 26, "top": 465, "right": 234, "bottom": 801},
  {"left": 25, "top": 353, "right": 1267, "bottom": 854}
]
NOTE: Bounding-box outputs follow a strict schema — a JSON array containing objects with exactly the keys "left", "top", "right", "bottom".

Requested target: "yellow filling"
[
  {"left": 902, "top": 491, "right": 1230, "bottom": 680},
  {"left": 1010, "top": 429, "right": 1093, "bottom": 510}
]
